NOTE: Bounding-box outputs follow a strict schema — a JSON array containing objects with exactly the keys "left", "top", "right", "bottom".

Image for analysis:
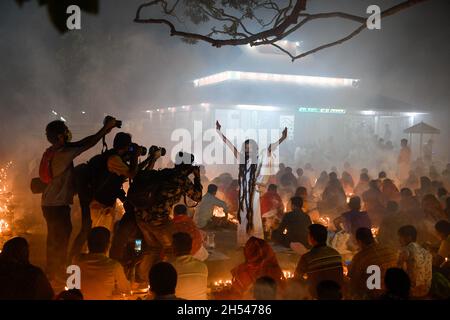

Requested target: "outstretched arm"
[
  {"left": 216, "top": 121, "right": 239, "bottom": 159},
  {"left": 69, "top": 117, "right": 118, "bottom": 154},
  {"left": 268, "top": 127, "right": 288, "bottom": 156}
]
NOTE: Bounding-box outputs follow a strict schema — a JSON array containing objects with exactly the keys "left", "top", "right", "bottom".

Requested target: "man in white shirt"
[
  {"left": 75, "top": 227, "right": 130, "bottom": 300},
  {"left": 397, "top": 225, "right": 432, "bottom": 298},
  {"left": 194, "top": 184, "right": 228, "bottom": 229},
  {"left": 171, "top": 232, "right": 208, "bottom": 300}
]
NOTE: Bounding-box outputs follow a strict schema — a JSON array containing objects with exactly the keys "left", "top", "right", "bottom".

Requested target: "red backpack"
[{"left": 39, "top": 147, "right": 57, "bottom": 184}]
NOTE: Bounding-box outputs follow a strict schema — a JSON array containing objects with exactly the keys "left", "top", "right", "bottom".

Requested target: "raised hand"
[{"left": 281, "top": 127, "right": 288, "bottom": 140}]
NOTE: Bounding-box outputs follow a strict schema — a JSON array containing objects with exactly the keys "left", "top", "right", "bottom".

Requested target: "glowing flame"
[
  {"left": 213, "top": 207, "right": 226, "bottom": 218},
  {"left": 0, "top": 219, "right": 9, "bottom": 234},
  {"left": 318, "top": 216, "right": 330, "bottom": 227},
  {"left": 283, "top": 270, "right": 294, "bottom": 279},
  {"left": 371, "top": 227, "right": 379, "bottom": 238}
]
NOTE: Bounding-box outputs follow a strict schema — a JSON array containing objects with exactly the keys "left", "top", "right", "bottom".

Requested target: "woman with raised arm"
[{"left": 216, "top": 121, "right": 288, "bottom": 246}]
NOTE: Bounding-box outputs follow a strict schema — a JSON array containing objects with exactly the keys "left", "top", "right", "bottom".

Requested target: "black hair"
[
  {"left": 1, "top": 237, "right": 29, "bottom": 263},
  {"left": 173, "top": 204, "right": 187, "bottom": 216},
  {"left": 253, "top": 276, "right": 277, "bottom": 300},
  {"left": 348, "top": 196, "right": 361, "bottom": 211},
  {"left": 172, "top": 232, "right": 193, "bottom": 256},
  {"left": 356, "top": 228, "right": 375, "bottom": 246},
  {"left": 45, "top": 120, "right": 67, "bottom": 144},
  {"left": 113, "top": 132, "right": 132, "bottom": 149},
  {"left": 378, "top": 171, "right": 387, "bottom": 179},
  {"left": 290, "top": 196, "right": 303, "bottom": 209},
  {"left": 268, "top": 184, "right": 277, "bottom": 192},
  {"left": 149, "top": 262, "right": 177, "bottom": 296},
  {"left": 316, "top": 280, "right": 342, "bottom": 300},
  {"left": 398, "top": 225, "right": 417, "bottom": 242},
  {"left": 384, "top": 268, "right": 410, "bottom": 299},
  {"left": 56, "top": 289, "right": 84, "bottom": 300},
  {"left": 207, "top": 184, "right": 218, "bottom": 194},
  {"left": 308, "top": 224, "right": 328, "bottom": 245},
  {"left": 435, "top": 220, "right": 450, "bottom": 237},
  {"left": 87, "top": 227, "right": 110, "bottom": 253}
]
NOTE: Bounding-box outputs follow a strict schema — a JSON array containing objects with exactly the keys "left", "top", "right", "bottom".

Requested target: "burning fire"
[
  {"left": 0, "top": 161, "right": 13, "bottom": 237},
  {"left": 318, "top": 216, "right": 330, "bottom": 227},
  {"left": 283, "top": 270, "right": 294, "bottom": 279},
  {"left": 371, "top": 227, "right": 379, "bottom": 238},
  {"left": 213, "top": 207, "right": 226, "bottom": 218},
  {"left": 0, "top": 219, "right": 9, "bottom": 234},
  {"left": 213, "top": 207, "right": 239, "bottom": 225}
]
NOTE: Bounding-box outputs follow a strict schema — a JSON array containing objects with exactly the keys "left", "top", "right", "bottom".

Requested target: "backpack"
[
  {"left": 30, "top": 147, "right": 57, "bottom": 194},
  {"left": 39, "top": 147, "right": 57, "bottom": 184}
]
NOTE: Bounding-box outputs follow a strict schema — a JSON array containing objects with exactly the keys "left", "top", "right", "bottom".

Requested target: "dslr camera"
[
  {"left": 149, "top": 145, "right": 167, "bottom": 157},
  {"left": 103, "top": 115, "right": 122, "bottom": 128},
  {"left": 129, "top": 143, "right": 147, "bottom": 156}
]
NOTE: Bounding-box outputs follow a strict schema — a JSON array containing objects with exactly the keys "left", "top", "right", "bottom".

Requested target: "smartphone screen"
[{"left": 134, "top": 239, "right": 142, "bottom": 253}]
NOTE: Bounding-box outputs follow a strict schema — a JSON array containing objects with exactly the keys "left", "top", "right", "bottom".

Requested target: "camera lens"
[{"left": 160, "top": 147, "right": 166, "bottom": 156}]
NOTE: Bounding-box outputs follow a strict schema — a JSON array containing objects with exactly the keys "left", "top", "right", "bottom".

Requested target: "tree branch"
[{"left": 134, "top": 0, "right": 432, "bottom": 60}]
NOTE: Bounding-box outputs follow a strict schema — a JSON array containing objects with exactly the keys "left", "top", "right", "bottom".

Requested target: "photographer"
[
  {"left": 40, "top": 117, "right": 119, "bottom": 282},
  {"left": 127, "top": 151, "right": 203, "bottom": 282},
  {"left": 88, "top": 132, "right": 153, "bottom": 233}
]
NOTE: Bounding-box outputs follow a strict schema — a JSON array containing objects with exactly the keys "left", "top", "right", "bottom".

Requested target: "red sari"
[{"left": 230, "top": 237, "right": 284, "bottom": 298}]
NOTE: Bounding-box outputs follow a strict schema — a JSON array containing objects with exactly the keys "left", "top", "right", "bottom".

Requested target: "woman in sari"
[{"left": 230, "top": 237, "right": 285, "bottom": 299}]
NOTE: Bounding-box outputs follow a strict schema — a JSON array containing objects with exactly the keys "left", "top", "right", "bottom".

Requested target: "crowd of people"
[{"left": 1, "top": 117, "right": 450, "bottom": 300}]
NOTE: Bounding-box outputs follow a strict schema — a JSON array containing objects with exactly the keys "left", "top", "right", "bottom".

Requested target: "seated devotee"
[
  {"left": 378, "top": 201, "right": 410, "bottom": 249},
  {"left": 362, "top": 180, "right": 387, "bottom": 224},
  {"left": 422, "top": 194, "right": 447, "bottom": 223},
  {"left": 320, "top": 172, "right": 347, "bottom": 215},
  {"left": 253, "top": 276, "right": 278, "bottom": 300},
  {"left": 260, "top": 184, "right": 284, "bottom": 237},
  {"left": 297, "top": 168, "right": 313, "bottom": 194},
  {"left": 171, "top": 232, "right": 208, "bottom": 300},
  {"left": 55, "top": 289, "right": 84, "bottom": 300},
  {"left": 340, "top": 171, "right": 355, "bottom": 195},
  {"left": 148, "top": 262, "right": 183, "bottom": 300},
  {"left": 316, "top": 280, "right": 343, "bottom": 300},
  {"left": 74, "top": 227, "right": 130, "bottom": 300},
  {"left": 415, "top": 176, "right": 434, "bottom": 200},
  {"left": 353, "top": 173, "right": 370, "bottom": 197},
  {"left": 333, "top": 196, "right": 371, "bottom": 238},
  {"left": 433, "top": 221, "right": 450, "bottom": 274},
  {"left": 380, "top": 268, "right": 411, "bottom": 300},
  {"left": 381, "top": 178, "right": 401, "bottom": 203},
  {"left": 399, "top": 188, "right": 424, "bottom": 219},
  {"left": 275, "top": 163, "right": 286, "bottom": 185},
  {"left": 194, "top": 184, "right": 228, "bottom": 229},
  {"left": 0, "top": 237, "right": 54, "bottom": 300},
  {"left": 397, "top": 225, "right": 432, "bottom": 298},
  {"left": 272, "top": 197, "right": 312, "bottom": 249},
  {"left": 294, "top": 224, "right": 343, "bottom": 298},
  {"left": 227, "top": 237, "right": 284, "bottom": 300},
  {"left": 282, "top": 167, "right": 298, "bottom": 188},
  {"left": 313, "top": 171, "right": 329, "bottom": 197},
  {"left": 348, "top": 228, "right": 397, "bottom": 299},
  {"left": 174, "top": 204, "right": 208, "bottom": 261}
]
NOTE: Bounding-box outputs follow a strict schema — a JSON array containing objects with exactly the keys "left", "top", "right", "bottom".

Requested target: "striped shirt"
[{"left": 295, "top": 244, "right": 343, "bottom": 296}]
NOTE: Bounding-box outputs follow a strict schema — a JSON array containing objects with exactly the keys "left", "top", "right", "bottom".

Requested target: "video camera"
[{"left": 103, "top": 115, "right": 122, "bottom": 128}]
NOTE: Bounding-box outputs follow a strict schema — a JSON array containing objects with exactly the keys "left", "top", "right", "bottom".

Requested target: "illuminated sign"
[
  {"left": 298, "top": 107, "right": 347, "bottom": 114},
  {"left": 193, "top": 71, "right": 359, "bottom": 88}
]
